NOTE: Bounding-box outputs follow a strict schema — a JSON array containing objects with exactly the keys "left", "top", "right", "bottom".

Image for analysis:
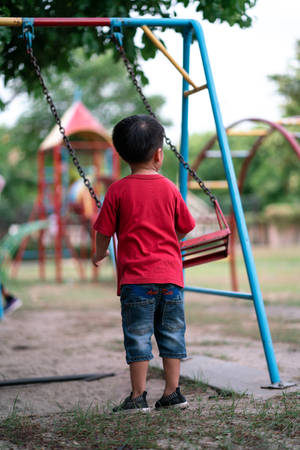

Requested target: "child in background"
[
  {"left": 0, "top": 175, "right": 22, "bottom": 316},
  {"left": 1, "top": 284, "right": 22, "bottom": 315},
  {"left": 92, "top": 115, "right": 195, "bottom": 412}
]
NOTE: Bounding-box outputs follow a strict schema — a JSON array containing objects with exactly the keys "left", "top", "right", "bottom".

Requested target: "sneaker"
[
  {"left": 155, "top": 387, "right": 188, "bottom": 410},
  {"left": 4, "top": 297, "right": 22, "bottom": 315},
  {"left": 112, "top": 391, "right": 150, "bottom": 413}
]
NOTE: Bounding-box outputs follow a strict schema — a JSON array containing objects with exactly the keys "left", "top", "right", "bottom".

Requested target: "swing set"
[{"left": 0, "top": 16, "right": 294, "bottom": 389}]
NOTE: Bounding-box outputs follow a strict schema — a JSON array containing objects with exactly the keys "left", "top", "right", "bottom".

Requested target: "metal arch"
[
  {"left": 192, "top": 117, "right": 300, "bottom": 173},
  {"left": 227, "top": 117, "right": 300, "bottom": 158},
  {"left": 192, "top": 117, "right": 300, "bottom": 291}
]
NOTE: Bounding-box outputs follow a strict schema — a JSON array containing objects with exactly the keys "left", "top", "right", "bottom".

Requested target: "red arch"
[{"left": 192, "top": 118, "right": 300, "bottom": 291}]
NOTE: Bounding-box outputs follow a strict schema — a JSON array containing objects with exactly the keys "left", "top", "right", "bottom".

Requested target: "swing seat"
[{"left": 180, "top": 200, "right": 230, "bottom": 268}]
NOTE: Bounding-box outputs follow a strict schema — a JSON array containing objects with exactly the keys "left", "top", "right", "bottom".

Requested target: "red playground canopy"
[{"left": 39, "top": 101, "right": 112, "bottom": 151}]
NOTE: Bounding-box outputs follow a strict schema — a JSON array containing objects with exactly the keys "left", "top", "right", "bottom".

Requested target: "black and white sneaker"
[
  {"left": 155, "top": 387, "right": 188, "bottom": 410},
  {"left": 112, "top": 391, "right": 151, "bottom": 413},
  {"left": 4, "top": 296, "right": 22, "bottom": 315}
]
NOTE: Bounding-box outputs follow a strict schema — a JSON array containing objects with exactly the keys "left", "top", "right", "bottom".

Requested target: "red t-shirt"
[{"left": 93, "top": 174, "right": 195, "bottom": 294}]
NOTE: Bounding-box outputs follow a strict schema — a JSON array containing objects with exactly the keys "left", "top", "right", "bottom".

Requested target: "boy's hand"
[{"left": 92, "top": 250, "right": 109, "bottom": 267}]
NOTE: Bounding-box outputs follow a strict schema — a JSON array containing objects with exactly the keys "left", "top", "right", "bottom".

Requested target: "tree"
[
  {"left": 269, "top": 40, "right": 300, "bottom": 117},
  {"left": 0, "top": 0, "right": 257, "bottom": 105},
  {"left": 185, "top": 41, "right": 300, "bottom": 212}
]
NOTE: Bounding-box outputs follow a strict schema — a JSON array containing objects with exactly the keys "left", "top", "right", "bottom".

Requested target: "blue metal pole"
[
  {"left": 179, "top": 26, "right": 192, "bottom": 304},
  {"left": 113, "top": 18, "right": 192, "bottom": 28},
  {"left": 190, "top": 20, "right": 280, "bottom": 384},
  {"left": 0, "top": 283, "right": 4, "bottom": 320},
  {"left": 185, "top": 285, "right": 253, "bottom": 300},
  {"left": 179, "top": 27, "right": 192, "bottom": 201}
]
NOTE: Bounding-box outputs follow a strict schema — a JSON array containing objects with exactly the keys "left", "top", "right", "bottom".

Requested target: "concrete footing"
[{"left": 151, "top": 355, "right": 297, "bottom": 399}]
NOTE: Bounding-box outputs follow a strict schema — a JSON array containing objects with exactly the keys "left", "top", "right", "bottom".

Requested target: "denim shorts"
[{"left": 120, "top": 283, "right": 186, "bottom": 364}]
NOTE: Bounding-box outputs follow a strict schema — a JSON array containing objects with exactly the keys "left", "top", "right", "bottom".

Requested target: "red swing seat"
[{"left": 180, "top": 199, "right": 230, "bottom": 268}]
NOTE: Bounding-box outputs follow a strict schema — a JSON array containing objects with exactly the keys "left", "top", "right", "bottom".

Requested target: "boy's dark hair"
[{"left": 112, "top": 115, "right": 164, "bottom": 164}]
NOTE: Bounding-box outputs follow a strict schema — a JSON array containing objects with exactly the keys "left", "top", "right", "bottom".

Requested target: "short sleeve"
[
  {"left": 93, "top": 186, "right": 118, "bottom": 237},
  {"left": 174, "top": 191, "right": 196, "bottom": 234}
]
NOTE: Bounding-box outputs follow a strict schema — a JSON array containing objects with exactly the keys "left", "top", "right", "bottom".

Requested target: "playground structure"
[
  {"left": 12, "top": 101, "right": 120, "bottom": 282},
  {"left": 189, "top": 117, "right": 300, "bottom": 291},
  {"left": 0, "top": 16, "right": 296, "bottom": 389}
]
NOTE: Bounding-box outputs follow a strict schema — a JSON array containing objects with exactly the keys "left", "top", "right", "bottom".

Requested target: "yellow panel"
[
  {"left": 188, "top": 180, "right": 228, "bottom": 190},
  {"left": 226, "top": 129, "right": 268, "bottom": 136}
]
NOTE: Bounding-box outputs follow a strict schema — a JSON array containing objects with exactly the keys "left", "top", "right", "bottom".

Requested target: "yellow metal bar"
[
  {"left": 188, "top": 180, "right": 228, "bottom": 190},
  {"left": 0, "top": 17, "right": 22, "bottom": 26},
  {"left": 184, "top": 83, "right": 207, "bottom": 97},
  {"left": 141, "top": 25, "right": 197, "bottom": 89},
  {"left": 277, "top": 117, "right": 300, "bottom": 126},
  {"left": 226, "top": 129, "right": 268, "bottom": 136}
]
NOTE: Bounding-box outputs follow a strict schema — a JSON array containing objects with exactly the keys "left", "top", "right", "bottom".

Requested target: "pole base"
[{"left": 261, "top": 381, "right": 297, "bottom": 390}]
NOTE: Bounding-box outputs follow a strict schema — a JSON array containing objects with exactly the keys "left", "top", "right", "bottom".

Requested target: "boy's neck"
[
  {"left": 129, "top": 148, "right": 163, "bottom": 175},
  {"left": 130, "top": 163, "right": 160, "bottom": 176}
]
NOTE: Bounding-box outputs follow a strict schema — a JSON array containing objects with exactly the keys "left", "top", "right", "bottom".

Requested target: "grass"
[
  {"left": 0, "top": 399, "right": 44, "bottom": 447},
  {"left": 185, "top": 246, "right": 300, "bottom": 302},
  {"left": 0, "top": 388, "right": 299, "bottom": 449}
]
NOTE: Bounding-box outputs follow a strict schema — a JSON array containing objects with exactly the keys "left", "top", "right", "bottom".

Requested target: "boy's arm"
[{"left": 92, "top": 232, "right": 111, "bottom": 267}]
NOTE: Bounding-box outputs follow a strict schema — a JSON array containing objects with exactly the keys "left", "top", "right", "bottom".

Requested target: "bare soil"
[{"left": 0, "top": 284, "right": 299, "bottom": 417}]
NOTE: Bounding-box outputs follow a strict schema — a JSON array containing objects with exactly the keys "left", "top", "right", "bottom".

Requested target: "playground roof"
[{"left": 39, "top": 101, "right": 112, "bottom": 151}]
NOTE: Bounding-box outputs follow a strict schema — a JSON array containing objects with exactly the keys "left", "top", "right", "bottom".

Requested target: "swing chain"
[
  {"left": 27, "top": 48, "right": 102, "bottom": 210},
  {"left": 114, "top": 41, "right": 216, "bottom": 204}
]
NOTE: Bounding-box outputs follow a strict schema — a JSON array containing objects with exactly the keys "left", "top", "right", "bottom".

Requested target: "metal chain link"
[
  {"left": 27, "top": 48, "right": 102, "bottom": 210},
  {"left": 115, "top": 42, "right": 216, "bottom": 204}
]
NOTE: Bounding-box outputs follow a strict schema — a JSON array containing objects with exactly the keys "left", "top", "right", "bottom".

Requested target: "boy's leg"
[
  {"left": 162, "top": 357, "right": 180, "bottom": 396},
  {"left": 120, "top": 284, "right": 156, "bottom": 395},
  {"left": 130, "top": 360, "right": 149, "bottom": 398},
  {"left": 154, "top": 285, "right": 188, "bottom": 408}
]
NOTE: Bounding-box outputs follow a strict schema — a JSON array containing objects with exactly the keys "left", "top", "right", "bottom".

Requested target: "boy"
[{"left": 93, "top": 115, "right": 195, "bottom": 412}]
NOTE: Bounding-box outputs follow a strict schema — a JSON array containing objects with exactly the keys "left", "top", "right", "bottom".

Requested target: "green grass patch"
[
  {"left": 1, "top": 391, "right": 299, "bottom": 449},
  {"left": 185, "top": 246, "right": 300, "bottom": 299},
  {"left": 0, "top": 400, "right": 44, "bottom": 447}
]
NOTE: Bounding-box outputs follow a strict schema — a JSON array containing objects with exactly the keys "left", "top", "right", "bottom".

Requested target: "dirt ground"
[{"left": 0, "top": 284, "right": 299, "bottom": 417}]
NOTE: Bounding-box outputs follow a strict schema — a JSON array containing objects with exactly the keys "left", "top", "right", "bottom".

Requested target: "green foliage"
[
  {"left": 187, "top": 35, "right": 300, "bottom": 210},
  {"left": 0, "top": 0, "right": 257, "bottom": 103},
  {"left": 245, "top": 133, "right": 300, "bottom": 206},
  {"left": 187, "top": 126, "right": 300, "bottom": 212},
  {"left": 263, "top": 203, "right": 300, "bottom": 224},
  {"left": 269, "top": 40, "right": 300, "bottom": 117}
]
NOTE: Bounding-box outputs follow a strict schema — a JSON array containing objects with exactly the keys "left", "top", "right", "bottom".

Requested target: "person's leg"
[
  {"left": 113, "top": 285, "right": 156, "bottom": 412},
  {"left": 130, "top": 360, "right": 149, "bottom": 398},
  {"left": 162, "top": 357, "right": 180, "bottom": 396},
  {"left": 154, "top": 285, "right": 188, "bottom": 408}
]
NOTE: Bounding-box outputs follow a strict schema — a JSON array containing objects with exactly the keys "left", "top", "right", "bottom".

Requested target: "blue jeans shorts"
[{"left": 120, "top": 283, "right": 186, "bottom": 364}]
